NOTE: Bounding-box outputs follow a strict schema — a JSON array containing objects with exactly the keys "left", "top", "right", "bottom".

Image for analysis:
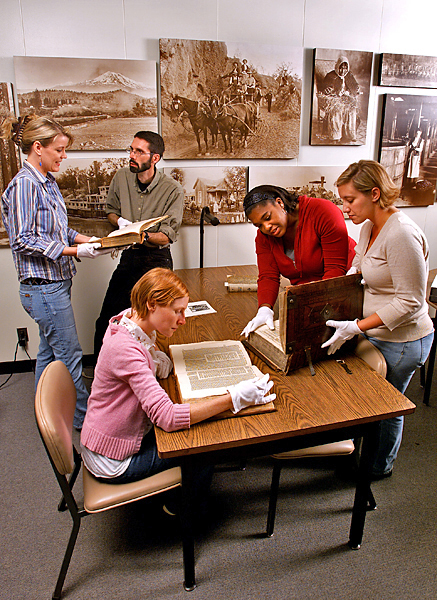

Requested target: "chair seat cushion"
[
  {"left": 83, "top": 466, "right": 181, "bottom": 513},
  {"left": 271, "top": 439, "right": 354, "bottom": 460}
]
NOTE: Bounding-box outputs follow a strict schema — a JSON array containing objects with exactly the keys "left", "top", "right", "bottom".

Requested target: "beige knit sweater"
[{"left": 352, "top": 211, "right": 434, "bottom": 342}]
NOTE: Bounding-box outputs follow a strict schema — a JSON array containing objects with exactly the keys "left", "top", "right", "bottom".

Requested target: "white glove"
[
  {"left": 117, "top": 217, "right": 132, "bottom": 229},
  {"left": 241, "top": 306, "right": 274, "bottom": 337},
  {"left": 321, "top": 319, "right": 362, "bottom": 355},
  {"left": 154, "top": 350, "right": 173, "bottom": 379},
  {"left": 228, "top": 373, "right": 276, "bottom": 414},
  {"left": 76, "top": 242, "right": 103, "bottom": 259}
]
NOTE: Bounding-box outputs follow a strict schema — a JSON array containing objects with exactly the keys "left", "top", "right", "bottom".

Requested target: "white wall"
[{"left": 1, "top": 0, "right": 437, "bottom": 363}]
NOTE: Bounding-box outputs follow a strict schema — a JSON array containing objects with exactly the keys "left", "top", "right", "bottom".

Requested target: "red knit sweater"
[{"left": 256, "top": 196, "right": 356, "bottom": 307}]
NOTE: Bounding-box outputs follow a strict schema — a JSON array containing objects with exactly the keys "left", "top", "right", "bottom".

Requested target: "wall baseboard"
[{"left": 0, "top": 354, "right": 95, "bottom": 375}]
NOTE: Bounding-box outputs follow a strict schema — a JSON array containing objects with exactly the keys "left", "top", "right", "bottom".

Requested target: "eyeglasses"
[{"left": 126, "top": 146, "right": 153, "bottom": 158}]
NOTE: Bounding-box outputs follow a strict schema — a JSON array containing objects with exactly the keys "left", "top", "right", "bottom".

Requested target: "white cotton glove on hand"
[
  {"left": 154, "top": 350, "right": 173, "bottom": 379},
  {"left": 117, "top": 217, "right": 132, "bottom": 229},
  {"left": 228, "top": 373, "right": 276, "bottom": 414},
  {"left": 241, "top": 306, "right": 274, "bottom": 337},
  {"left": 321, "top": 319, "right": 362, "bottom": 355},
  {"left": 76, "top": 242, "right": 104, "bottom": 259}
]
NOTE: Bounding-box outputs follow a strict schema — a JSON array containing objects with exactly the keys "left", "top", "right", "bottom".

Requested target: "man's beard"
[{"left": 129, "top": 157, "right": 152, "bottom": 173}]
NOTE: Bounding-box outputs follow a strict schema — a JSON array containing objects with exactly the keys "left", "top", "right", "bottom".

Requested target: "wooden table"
[{"left": 155, "top": 266, "right": 415, "bottom": 591}]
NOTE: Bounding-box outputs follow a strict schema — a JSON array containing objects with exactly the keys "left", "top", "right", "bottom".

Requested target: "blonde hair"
[
  {"left": 130, "top": 268, "right": 189, "bottom": 319},
  {"left": 336, "top": 160, "right": 399, "bottom": 209},
  {"left": 0, "top": 114, "right": 73, "bottom": 154}
]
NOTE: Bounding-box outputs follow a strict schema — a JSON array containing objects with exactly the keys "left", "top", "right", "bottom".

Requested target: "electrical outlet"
[{"left": 17, "top": 327, "right": 28, "bottom": 348}]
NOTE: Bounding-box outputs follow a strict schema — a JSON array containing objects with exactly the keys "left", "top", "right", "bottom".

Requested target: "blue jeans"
[
  {"left": 104, "top": 430, "right": 214, "bottom": 513},
  {"left": 19, "top": 279, "right": 88, "bottom": 429},
  {"left": 105, "top": 429, "right": 178, "bottom": 484},
  {"left": 366, "top": 332, "right": 434, "bottom": 475}
]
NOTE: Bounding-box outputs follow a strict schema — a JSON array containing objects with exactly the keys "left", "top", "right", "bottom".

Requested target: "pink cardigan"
[{"left": 81, "top": 316, "right": 191, "bottom": 461}]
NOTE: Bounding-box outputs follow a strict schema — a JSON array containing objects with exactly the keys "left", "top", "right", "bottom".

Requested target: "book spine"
[{"left": 225, "top": 283, "right": 258, "bottom": 292}]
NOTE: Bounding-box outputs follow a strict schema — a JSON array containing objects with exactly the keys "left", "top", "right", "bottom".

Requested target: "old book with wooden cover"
[
  {"left": 96, "top": 216, "right": 168, "bottom": 248},
  {"left": 244, "top": 273, "right": 363, "bottom": 373},
  {"left": 169, "top": 339, "right": 275, "bottom": 419}
]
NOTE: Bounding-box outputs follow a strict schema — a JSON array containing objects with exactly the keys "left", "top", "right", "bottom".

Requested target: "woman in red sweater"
[{"left": 241, "top": 185, "right": 356, "bottom": 336}]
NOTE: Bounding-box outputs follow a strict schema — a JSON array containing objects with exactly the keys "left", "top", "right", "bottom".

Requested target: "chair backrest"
[
  {"left": 355, "top": 337, "right": 387, "bottom": 378},
  {"left": 35, "top": 361, "right": 77, "bottom": 475}
]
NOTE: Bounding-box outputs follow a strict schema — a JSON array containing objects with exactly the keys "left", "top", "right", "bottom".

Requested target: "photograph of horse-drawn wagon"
[
  {"left": 160, "top": 38, "right": 302, "bottom": 159},
  {"left": 14, "top": 56, "right": 158, "bottom": 151}
]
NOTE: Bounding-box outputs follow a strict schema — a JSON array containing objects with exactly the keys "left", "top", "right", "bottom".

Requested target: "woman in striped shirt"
[{"left": 1, "top": 115, "right": 109, "bottom": 429}]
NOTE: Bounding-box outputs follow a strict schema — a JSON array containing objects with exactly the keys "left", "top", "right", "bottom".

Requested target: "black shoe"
[{"left": 371, "top": 469, "right": 393, "bottom": 481}]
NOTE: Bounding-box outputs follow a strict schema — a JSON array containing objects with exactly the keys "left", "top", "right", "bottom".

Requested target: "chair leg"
[
  {"left": 266, "top": 462, "right": 282, "bottom": 537},
  {"left": 58, "top": 452, "right": 81, "bottom": 512},
  {"left": 53, "top": 516, "right": 81, "bottom": 600}
]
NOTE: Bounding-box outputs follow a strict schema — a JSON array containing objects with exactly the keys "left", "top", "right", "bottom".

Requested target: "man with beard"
[{"left": 94, "top": 131, "right": 184, "bottom": 359}]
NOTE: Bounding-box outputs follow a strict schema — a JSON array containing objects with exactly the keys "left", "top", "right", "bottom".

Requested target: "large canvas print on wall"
[
  {"left": 248, "top": 166, "right": 346, "bottom": 211},
  {"left": 52, "top": 157, "right": 126, "bottom": 238},
  {"left": 160, "top": 38, "right": 302, "bottom": 159},
  {"left": 378, "top": 94, "right": 437, "bottom": 206},
  {"left": 164, "top": 166, "right": 247, "bottom": 225},
  {"left": 310, "top": 48, "right": 373, "bottom": 146},
  {"left": 13, "top": 56, "right": 158, "bottom": 151},
  {"left": 0, "top": 82, "right": 21, "bottom": 247}
]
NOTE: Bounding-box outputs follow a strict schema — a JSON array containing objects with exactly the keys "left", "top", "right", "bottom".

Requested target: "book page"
[
  {"left": 169, "top": 340, "right": 263, "bottom": 400},
  {"left": 106, "top": 215, "right": 168, "bottom": 239},
  {"left": 251, "top": 320, "right": 283, "bottom": 351}
]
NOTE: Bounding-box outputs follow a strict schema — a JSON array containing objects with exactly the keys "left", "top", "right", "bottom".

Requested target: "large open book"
[
  {"left": 169, "top": 339, "right": 275, "bottom": 419},
  {"left": 96, "top": 216, "right": 168, "bottom": 248},
  {"left": 244, "top": 273, "right": 364, "bottom": 374}
]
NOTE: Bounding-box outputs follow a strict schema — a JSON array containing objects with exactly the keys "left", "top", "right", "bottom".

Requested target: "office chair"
[
  {"left": 35, "top": 360, "right": 182, "bottom": 600},
  {"left": 266, "top": 337, "right": 387, "bottom": 537}
]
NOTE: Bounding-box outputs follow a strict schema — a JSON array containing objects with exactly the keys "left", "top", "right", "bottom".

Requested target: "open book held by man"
[{"left": 95, "top": 216, "right": 168, "bottom": 248}]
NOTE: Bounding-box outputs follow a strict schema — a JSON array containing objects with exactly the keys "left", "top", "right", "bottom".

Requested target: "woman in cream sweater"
[{"left": 322, "top": 160, "right": 434, "bottom": 479}]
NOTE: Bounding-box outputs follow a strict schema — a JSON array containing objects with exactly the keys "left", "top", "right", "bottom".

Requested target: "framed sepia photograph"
[
  {"left": 379, "top": 53, "right": 437, "bottom": 89},
  {"left": 163, "top": 166, "right": 248, "bottom": 225},
  {"left": 378, "top": 94, "right": 437, "bottom": 206},
  {"left": 310, "top": 48, "right": 373, "bottom": 146},
  {"left": 0, "top": 82, "right": 21, "bottom": 247},
  {"left": 52, "top": 157, "right": 126, "bottom": 237},
  {"left": 13, "top": 56, "right": 158, "bottom": 151},
  {"left": 160, "top": 38, "right": 302, "bottom": 159},
  {"left": 248, "top": 165, "right": 346, "bottom": 210}
]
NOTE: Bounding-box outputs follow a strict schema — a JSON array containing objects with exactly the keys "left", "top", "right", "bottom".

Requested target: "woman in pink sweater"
[
  {"left": 81, "top": 267, "right": 274, "bottom": 484},
  {"left": 241, "top": 184, "right": 356, "bottom": 337}
]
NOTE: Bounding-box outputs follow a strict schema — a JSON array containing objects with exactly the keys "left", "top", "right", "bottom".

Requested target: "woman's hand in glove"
[
  {"left": 321, "top": 319, "right": 362, "bottom": 355},
  {"left": 228, "top": 373, "right": 276, "bottom": 414},
  {"left": 241, "top": 306, "right": 274, "bottom": 338}
]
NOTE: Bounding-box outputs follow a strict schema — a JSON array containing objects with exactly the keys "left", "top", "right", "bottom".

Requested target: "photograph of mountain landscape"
[
  {"left": 13, "top": 56, "right": 157, "bottom": 150},
  {"left": 160, "top": 38, "right": 302, "bottom": 159}
]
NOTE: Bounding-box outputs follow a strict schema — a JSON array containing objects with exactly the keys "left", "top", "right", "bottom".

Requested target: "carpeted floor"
[{"left": 1, "top": 367, "right": 436, "bottom": 600}]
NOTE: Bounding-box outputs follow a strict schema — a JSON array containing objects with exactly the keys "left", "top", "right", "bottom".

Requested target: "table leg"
[
  {"left": 180, "top": 459, "right": 196, "bottom": 591},
  {"left": 349, "top": 421, "right": 380, "bottom": 549}
]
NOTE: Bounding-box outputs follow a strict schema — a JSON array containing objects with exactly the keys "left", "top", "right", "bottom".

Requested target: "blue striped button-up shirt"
[{"left": 1, "top": 161, "right": 79, "bottom": 282}]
